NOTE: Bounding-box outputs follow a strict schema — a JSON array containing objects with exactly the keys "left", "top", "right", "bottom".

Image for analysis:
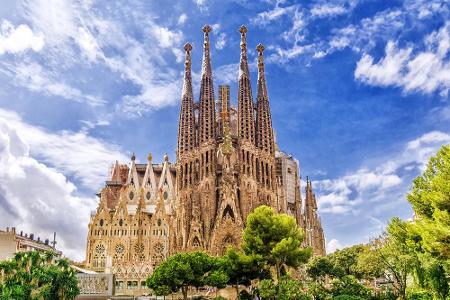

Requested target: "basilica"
[{"left": 84, "top": 25, "right": 325, "bottom": 296}]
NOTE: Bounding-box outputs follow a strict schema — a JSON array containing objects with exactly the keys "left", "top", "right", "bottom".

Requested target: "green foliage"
[
  {"left": 242, "top": 205, "right": 312, "bottom": 281},
  {"left": 213, "top": 296, "right": 228, "bottom": 300},
  {"left": 307, "top": 256, "right": 343, "bottom": 281},
  {"left": 329, "top": 245, "right": 365, "bottom": 278},
  {"left": 330, "top": 275, "right": 371, "bottom": 299},
  {"left": 406, "top": 288, "right": 433, "bottom": 300},
  {"left": 205, "top": 269, "right": 229, "bottom": 290},
  {"left": 332, "top": 295, "right": 365, "bottom": 300},
  {"left": 407, "top": 144, "right": 450, "bottom": 262},
  {"left": 0, "top": 251, "right": 79, "bottom": 300},
  {"left": 277, "top": 277, "right": 310, "bottom": 300},
  {"left": 220, "top": 247, "right": 266, "bottom": 287},
  {"left": 308, "top": 282, "right": 331, "bottom": 300},
  {"left": 259, "top": 279, "right": 277, "bottom": 300},
  {"left": 355, "top": 246, "right": 386, "bottom": 280},
  {"left": 424, "top": 260, "right": 448, "bottom": 299},
  {"left": 147, "top": 251, "right": 217, "bottom": 300}
]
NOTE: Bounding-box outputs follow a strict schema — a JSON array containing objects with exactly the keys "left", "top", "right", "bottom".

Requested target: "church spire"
[
  {"left": 178, "top": 43, "right": 196, "bottom": 156},
  {"left": 255, "top": 43, "right": 275, "bottom": 155},
  {"left": 237, "top": 25, "right": 255, "bottom": 144},
  {"left": 198, "top": 24, "right": 216, "bottom": 144}
]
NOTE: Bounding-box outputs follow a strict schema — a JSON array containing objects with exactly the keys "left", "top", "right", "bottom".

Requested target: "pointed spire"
[
  {"left": 239, "top": 25, "right": 250, "bottom": 79},
  {"left": 256, "top": 43, "right": 268, "bottom": 100},
  {"left": 198, "top": 24, "right": 216, "bottom": 144},
  {"left": 255, "top": 43, "right": 275, "bottom": 155},
  {"left": 178, "top": 43, "right": 196, "bottom": 156},
  {"left": 181, "top": 43, "right": 193, "bottom": 101},
  {"left": 201, "top": 25, "right": 212, "bottom": 78},
  {"left": 127, "top": 153, "right": 140, "bottom": 189},
  {"left": 237, "top": 25, "right": 255, "bottom": 144}
]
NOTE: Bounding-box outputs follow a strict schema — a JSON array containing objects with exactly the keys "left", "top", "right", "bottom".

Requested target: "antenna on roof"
[{"left": 51, "top": 232, "right": 57, "bottom": 249}]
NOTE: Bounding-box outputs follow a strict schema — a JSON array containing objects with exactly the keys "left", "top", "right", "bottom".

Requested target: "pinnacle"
[
  {"left": 256, "top": 43, "right": 265, "bottom": 54},
  {"left": 239, "top": 25, "right": 248, "bottom": 34},
  {"left": 184, "top": 43, "right": 192, "bottom": 52},
  {"left": 202, "top": 24, "right": 212, "bottom": 34}
]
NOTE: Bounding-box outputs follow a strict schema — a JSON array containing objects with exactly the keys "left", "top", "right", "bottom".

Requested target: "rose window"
[
  {"left": 134, "top": 243, "right": 144, "bottom": 253},
  {"left": 95, "top": 244, "right": 105, "bottom": 254},
  {"left": 115, "top": 244, "right": 125, "bottom": 254}
]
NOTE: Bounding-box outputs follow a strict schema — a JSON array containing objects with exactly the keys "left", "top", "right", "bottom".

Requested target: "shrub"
[
  {"left": 406, "top": 289, "right": 433, "bottom": 300},
  {"left": 333, "top": 295, "right": 365, "bottom": 300}
]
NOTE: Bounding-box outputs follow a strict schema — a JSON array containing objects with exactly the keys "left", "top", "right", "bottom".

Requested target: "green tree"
[
  {"left": 277, "top": 277, "right": 310, "bottom": 300},
  {"left": 242, "top": 205, "right": 312, "bottom": 283},
  {"left": 355, "top": 245, "right": 386, "bottom": 280},
  {"left": 147, "top": 251, "right": 216, "bottom": 300},
  {"left": 307, "top": 256, "right": 342, "bottom": 283},
  {"left": 220, "top": 247, "right": 267, "bottom": 299},
  {"left": 407, "top": 144, "right": 450, "bottom": 263},
  {"left": 329, "top": 245, "right": 365, "bottom": 278},
  {"left": 0, "top": 251, "right": 79, "bottom": 300},
  {"left": 367, "top": 218, "right": 419, "bottom": 300},
  {"left": 329, "top": 275, "right": 371, "bottom": 299},
  {"left": 205, "top": 269, "right": 228, "bottom": 298}
]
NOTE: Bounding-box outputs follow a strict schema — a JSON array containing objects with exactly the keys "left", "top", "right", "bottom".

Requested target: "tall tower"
[
  {"left": 254, "top": 43, "right": 277, "bottom": 211},
  {"left": 175, "top": 42, "right": 201, "bottom": 252},
  {"left": 177, "top": 43, "right": 196, "bottom": 157},
  {"left": 255, "top": 44, "right": 275, "bottom": 156},
  {"left": 236, "top": 26, "right": 259, "bottom": 221},
  {"left": 237, "top": 25, "right": 255, "bottom": 144},
  {"left": 193, "top": 25, "right": 218, "bottom": 251},
  {"left": 198, "top": 25, "right": 216, "bottom": 145}
]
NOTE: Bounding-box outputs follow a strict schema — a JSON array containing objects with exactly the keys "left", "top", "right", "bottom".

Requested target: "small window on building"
[{"left": 99, "top": 219, "right": 104, "bottom": 226}]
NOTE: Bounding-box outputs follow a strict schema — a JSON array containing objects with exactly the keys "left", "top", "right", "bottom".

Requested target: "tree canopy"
[
  {"left": 242, "top": 205, "right": 312, "bottom": 282},
  {"left": 407, "top": 144, "right": 450, "bottom": 263},
  {"left": 146, "top": 251, "right": 218, "bottom": 300},
  {"left": 0, "top": 251, "right": 79, "bottom": 300}
]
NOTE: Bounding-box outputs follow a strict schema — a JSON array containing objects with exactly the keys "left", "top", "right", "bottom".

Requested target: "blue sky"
[{"left": 0, "top": 0, "right": 448, "bottom": 260}]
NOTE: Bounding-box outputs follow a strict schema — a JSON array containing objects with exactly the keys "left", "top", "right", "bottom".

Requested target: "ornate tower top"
[
  {"left": 237, "top": 25, "right": 255, "bottom": 144},
  {"left": 201, "top": 25, "right": 212, "bottom": 77},
  {"left": 239, "top": 25, "right": 250, "bottom": 79}
]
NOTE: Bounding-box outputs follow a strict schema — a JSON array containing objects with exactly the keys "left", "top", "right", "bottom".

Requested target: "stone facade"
[{"left": 84, "top": 25, "right": 326, "bottom": 296}]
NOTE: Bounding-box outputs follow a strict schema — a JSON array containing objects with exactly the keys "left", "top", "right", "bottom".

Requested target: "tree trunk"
[
  {"left": 235, "top": 282, "right": 240, "bottom": 300},
  {"left": 182, "top": 286, "right": 188, "bottom": 300}
]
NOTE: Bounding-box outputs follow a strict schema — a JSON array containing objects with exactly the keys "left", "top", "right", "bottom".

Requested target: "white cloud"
[
  {"left": 215, "top": 33, "right": 227, "bottom": 50},
  {"left": 252, "top": 4, "right": 298, "bottom": 26},
  {"left": 0, "top": 121, "right": 94, "bottom": 260},
  {"left": 327, "top": 238, "right": 343, "bottom": 253},
  {"left": 178, "top": 13, "right": 187, "bottom": 25},
  {"left": 316, "top": 131, "right": 450, "bottom": 215},
  {"left": 6, "top": 0, "right": 185, "bottom": 114},
  {"left": 1, "top": 61, "right": 104, "bottom": 106},
  {"left": 355, "top": 23, "right": 450, "bottom": 96},
  {"left": 311, "top": 4, "right": 347, "bottom": 18},
  {"left": 215, "top": 63, "right": 239, "bottom": 85},
  {"left": 0, "top": 20, "right": 44, "bottom": 54},
  {"left": 0, "top": 109, "right": 128, "bottom": 190}
]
